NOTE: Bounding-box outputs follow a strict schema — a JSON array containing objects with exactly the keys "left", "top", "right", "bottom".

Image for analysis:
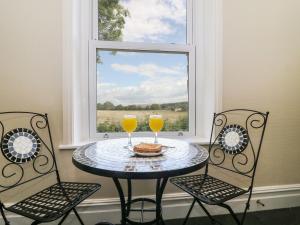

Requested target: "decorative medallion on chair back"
[
  {"left": 208, "top": 109, "right": 269, "bottom": 179},
  {"left": 0, "top": 112, "right": 58, "bottom": 194}
]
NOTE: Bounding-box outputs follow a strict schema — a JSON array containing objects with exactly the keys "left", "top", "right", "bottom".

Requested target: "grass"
[
  {"left": 97, "top": 110, "right": 187, "bottom": 124},
  {"left": 97, "top": 110, "right": 188, "bottom": 132}
]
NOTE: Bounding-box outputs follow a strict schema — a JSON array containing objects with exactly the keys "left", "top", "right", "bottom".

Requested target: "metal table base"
[{"left": 113, "top": 178, "right": 168, "bottom": 225}]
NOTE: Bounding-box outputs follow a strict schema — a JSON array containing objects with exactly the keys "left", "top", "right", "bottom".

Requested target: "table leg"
[
  {"left": 127, "top": 179, "right": 132, "bottom": 217},
  {"left": 113, "top": 178, "right": 127, "bottom": 225},
  {"left": 156, "top": 178, "right": 168, "bottom": 225},
  {"left": 113, "top": 178, "right": 168, "bottom": 225}
]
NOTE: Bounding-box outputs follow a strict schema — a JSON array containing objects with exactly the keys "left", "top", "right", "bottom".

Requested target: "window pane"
[
  {"left": 98, "top": 0, "right": 187, "bottom": 44},
  {"left": 96, "top": 50, "right": 189, "bottom": 133}
]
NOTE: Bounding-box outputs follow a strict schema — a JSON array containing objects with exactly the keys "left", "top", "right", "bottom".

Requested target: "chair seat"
[
  {"left": 6, "top": 182, "right": 101, "bottom": 222},
  {"left": 170, "top": 174, "right": 247, "bottom": 204}
]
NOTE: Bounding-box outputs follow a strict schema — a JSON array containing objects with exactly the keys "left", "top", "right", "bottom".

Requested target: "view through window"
[
  {"left": 96, "top": 0, "right": 190, "bottom": 133},
  {"left": 98, "top": 0, "right": 187, "bottom": 44}
]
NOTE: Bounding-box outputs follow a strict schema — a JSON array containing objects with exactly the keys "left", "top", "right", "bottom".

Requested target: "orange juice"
[
  {"left": 121, "top": 115, "right": 137, "bottom": 133},
  {"left": 149, "top": 115, "right": 164, "bottom": 132}
]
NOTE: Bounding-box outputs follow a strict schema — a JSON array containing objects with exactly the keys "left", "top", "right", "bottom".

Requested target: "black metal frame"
[
  {"left": 171, "top": 109, "right": 269, "bottom": 225},
  {"left": 0, "top": 111, "right": 102, "bottom": 225},
  {"left": 113, "top": 178, "right": 168, "bottom": 225}
]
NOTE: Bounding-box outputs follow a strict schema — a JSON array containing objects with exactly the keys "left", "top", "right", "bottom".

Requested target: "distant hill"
[{"left": 97, "top": 101, "right": 188, "bottom": 112}]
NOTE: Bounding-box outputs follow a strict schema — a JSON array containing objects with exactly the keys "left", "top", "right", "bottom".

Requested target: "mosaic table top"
[{"left": 72, "top": 138, "right": 209, "bottom": 179}]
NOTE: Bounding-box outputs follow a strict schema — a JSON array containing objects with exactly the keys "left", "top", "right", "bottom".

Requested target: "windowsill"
[{"left": 58, "top": 137, "right": 210, "bottom": 150}]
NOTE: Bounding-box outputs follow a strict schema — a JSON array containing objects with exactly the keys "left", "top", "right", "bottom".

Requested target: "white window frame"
[
  {"left": 89, "top": 0, "right": 195, "bottom": 140},
  {"left": 60, "top": 0, "right": 223, "bottom": 149},
  {"left": 89, "top": 41, "right": 195, "bottom": 141}
]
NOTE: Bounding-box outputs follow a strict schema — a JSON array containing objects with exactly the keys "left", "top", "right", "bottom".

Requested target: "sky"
[{"left": 97, "top": 0, "right": 188, "bottom": 106}]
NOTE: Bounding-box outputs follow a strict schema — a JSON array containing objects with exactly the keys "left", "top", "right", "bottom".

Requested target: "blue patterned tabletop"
[{"left": 72, "top": 138, "right": 208, "bottom": 179}]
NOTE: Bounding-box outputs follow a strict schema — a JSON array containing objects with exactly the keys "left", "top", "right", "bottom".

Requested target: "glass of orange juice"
[
  {"left": 149, "top": 115, "right": 164, "bottom": 143},
  {"left": 121, "top": 115, "right": 138, "bottom": 147}
]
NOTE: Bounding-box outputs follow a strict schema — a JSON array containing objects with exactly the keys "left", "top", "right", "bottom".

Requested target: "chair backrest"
[
  {"left": 0, "top": 112, "right": 59, "bottom": 194},
  {"left": 207, "top": 109, "right": 269, "bottom": 186}
]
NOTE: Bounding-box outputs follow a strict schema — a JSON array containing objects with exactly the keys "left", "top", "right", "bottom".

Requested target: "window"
[
  {"left": 61, "top": 0, "right": 222, "bottom": 147},
  {"left": 96, "top": 50, "right": 189, "bottom": 133},
  {"left": 89, "top": 0, "right": 196, "bottom": 139}
]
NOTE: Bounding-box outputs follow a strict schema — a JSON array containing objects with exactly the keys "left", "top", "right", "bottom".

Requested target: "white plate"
[{"left": 128, "top": 146, "right": 168, "bottom": 157}]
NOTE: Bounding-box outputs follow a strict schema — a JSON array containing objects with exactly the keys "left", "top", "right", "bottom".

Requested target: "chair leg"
[
  {"left": 240, "top": 204, "right": 249, "bottom": 225},
  {"left": 219, "top": 203, "right": 241, "bottom": 225},
  {"left": 73, "top": 208, "right": 85, "bottom": 225},
  {"left": 0, "top": 204, "right": 10, "bottom": 225},
  {"left": 1, "top": 215, "right": 10, "bottom": 224},
  {"left": 240, "top": 198, "right": 251, "bottom": 225},
  {"left": 195, "top": 199, "right": 216, "bottom": 225},
  {"left": 181, "top": 198, "right": 196, "bottom": 225},
  {"left": 58, "top": 210, "right": 72, "bottom": 225}
]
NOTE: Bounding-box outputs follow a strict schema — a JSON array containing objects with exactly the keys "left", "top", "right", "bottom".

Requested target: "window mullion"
[
  {"left": 91, "top": 40, "right": 193, "bottom": 53},
  {"left": 187, "top": 0, "right": 193, "bottom": 44},
  {"left": 92, "top": 0, "right": 98, "bottom": 40}
]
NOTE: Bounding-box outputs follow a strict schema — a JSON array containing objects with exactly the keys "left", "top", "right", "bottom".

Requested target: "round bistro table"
[{"left": 72, "top": 137, "right": 209, "bottom": 225}]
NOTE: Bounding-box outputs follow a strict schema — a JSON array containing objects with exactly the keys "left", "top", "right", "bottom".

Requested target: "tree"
[
  {"left": 115, "top": 104, "right": 123, "bottom": 110},
  {"left": 150, "top": 104, "right": 160, "bottom": 110},
  {"left": 97, "top": 0, "right": 129, "bottom": 63},
  {"left": 97, "top": 103, "right": 103, "bottom": 110},
  {"left": 98, "top": 0, "right": 129, "bottom": 41},
  {"left": 102, "top": 101, "right": 115, "bottom": 110}
]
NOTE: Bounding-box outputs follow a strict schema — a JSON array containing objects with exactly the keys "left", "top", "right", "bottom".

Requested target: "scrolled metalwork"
[
  {"left": 0, "top": 121, "right": 4, "bottom": 141},
  {"left": 208, "top": 109, "right": 268, "bottom": 177},
  {"left": 30, "top": 114, "right": 50, "bottom": 149},
  {"left": 214, "top": 113, "right": 227, "bottom": 128},
  {"left": 246, "top": 112, "right": 266, "bottom": 129},
  {"left": 209, "top": 113, "right": 227, "bottom": 166},
  {"left": 209, "top": 113, "right": 228, "bottom": 148},
  {"left": 209, "top": 147, "right": 226, "bottom": 166},
  {"left": 0, "top": 112, "right": 57, "bottom": 193},
  {"left": 35, "top": 117, "right": 48, "bottom": 129},
  {"left": 30, "top": 115, "right": 55, "bottom": 156},
  {"left": 0, "top": 120, "right": 25, "bottom": 189},
  {"left": 232, "top": 152, "right": 254, "bottom": 175},
  {"left": 0, "top": 163, "right": 24, "bottom": 188},
  {"left": 33, "top": 154, "right": 54, "bottom": 175},
  {"left": 228, "top": 112, "right": 266, "bottom": 175},
  {"left": 30, "top": 114, "right": 55, "bottom": 175}
]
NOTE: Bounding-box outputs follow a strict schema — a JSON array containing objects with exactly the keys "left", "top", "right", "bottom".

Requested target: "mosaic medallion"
[
  {"left": 1, "top": 128, "right": 41, "bottom": 163},
  {"left": 218, "top": 124, "right": 249, "bottom": 155}
]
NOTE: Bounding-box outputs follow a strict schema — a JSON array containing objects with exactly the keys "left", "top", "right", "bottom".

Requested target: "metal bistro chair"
[
  {"left": 0, "top": 112, "right": 102, "bottom": 225},
  {"left": 170, "top": 109, "right": 269, "bottom": 225}
]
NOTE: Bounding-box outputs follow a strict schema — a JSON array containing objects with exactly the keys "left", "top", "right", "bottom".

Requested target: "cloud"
[
  {"left": 120, "top": 0, "right": 186, "bottom": 42},
  {"left": 99, "top": 82, "right": 117, "bottom": 88},
  {"left": 111, "top": 63, "right": 184, "bottom": 78},
  {"left": 100, "top": 63, "right": 188, "bottom": 105},
  {"left": 97, "top": 75, "right": 188, "bottom": 105}
]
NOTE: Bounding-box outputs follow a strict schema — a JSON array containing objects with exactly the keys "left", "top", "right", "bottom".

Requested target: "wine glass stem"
[
  {"left": 154, "top": 132, "right": 158, "bottom": 144},
  {"left": 128, "top": 133, "right": 132, "bottom": 146}
]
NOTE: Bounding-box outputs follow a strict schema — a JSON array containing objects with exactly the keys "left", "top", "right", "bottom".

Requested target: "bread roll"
[{"left": 133, "top": 143, "right": 162, "bottom": 153}]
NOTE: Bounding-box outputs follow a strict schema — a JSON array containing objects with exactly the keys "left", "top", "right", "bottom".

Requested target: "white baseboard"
[{"left": 1, "top": 184, "right": 300, "bottom": 225}]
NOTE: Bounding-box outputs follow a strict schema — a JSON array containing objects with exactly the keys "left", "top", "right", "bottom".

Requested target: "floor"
[
  {"left": 164, "top": 207, "right": 300, "bottom": 225},
  {"left": 2, "top": 207, "right": 299, "bottom": 225}
]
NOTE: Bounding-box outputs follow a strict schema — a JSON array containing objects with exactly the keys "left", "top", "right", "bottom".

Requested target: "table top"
[{"left": 72, "top": 138, "right": 209, "bottom": 179}]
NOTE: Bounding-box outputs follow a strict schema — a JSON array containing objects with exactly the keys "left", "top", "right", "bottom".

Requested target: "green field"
[{"left": 97, "top": 110, "right": 188, "bottom": 132}]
